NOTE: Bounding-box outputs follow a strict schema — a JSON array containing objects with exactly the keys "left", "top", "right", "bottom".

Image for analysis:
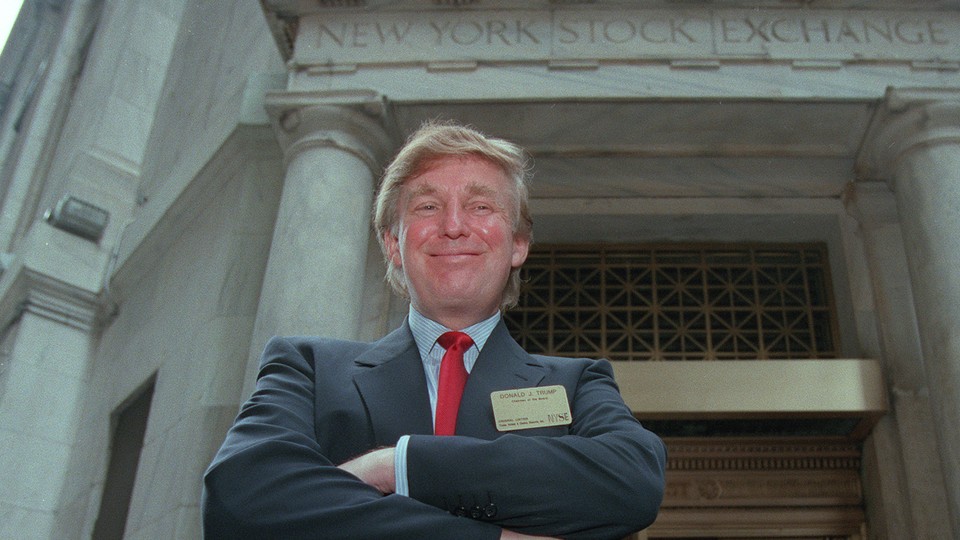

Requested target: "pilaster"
[
  {"left": 0, "top": 222, "right": 112, "bottom": 540},
  {"left": 842, "top": 182, "right": 951, "bottom": 539}
]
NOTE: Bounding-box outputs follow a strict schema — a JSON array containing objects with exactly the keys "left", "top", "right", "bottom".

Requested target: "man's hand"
[{"left": 338, "top": 447, "right": 397, "bottom": 494}]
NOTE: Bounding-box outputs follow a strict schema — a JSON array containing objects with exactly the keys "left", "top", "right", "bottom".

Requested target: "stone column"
[
  {"left": 244, "top": 101, "right": 393, "bottom": 392},
  {"left": 857, "top": 87, "right": 960, "bottom": 535}
]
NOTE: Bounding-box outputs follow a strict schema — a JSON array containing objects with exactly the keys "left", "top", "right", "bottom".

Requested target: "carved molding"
[
  {"left": 665, "top": 440, "right": 863, "bottom": 508},
  {"left": 263, "top": 92, "right": 396, "bottom": 174},
  {"left": 654, "top": 506, "right": 866, "bottom": 538},
  {"left": 652, "top": 439, "right": 865, "bottom": 538},
  {"left": 0, "top": 261, "right": 110, "bottom": 333},
  {"left": 21, "top": 268, "right": 108, "bottom": 332},
  {"left": 665, "top": 471, "right": 862, "bottom": 507},
  {"left": 667, "top": 440, "right": 862, "bottom": 472},
  {"left": 857, "top": 87, "right": 960, "bottom": 185}
]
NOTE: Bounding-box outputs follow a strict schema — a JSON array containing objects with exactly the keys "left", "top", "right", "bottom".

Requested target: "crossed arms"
[{"left": 202, "top": 336, "right": 666, "bottom": 539}]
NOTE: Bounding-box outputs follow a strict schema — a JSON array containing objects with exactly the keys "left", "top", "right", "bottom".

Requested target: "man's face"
[{"left": 383, "top": 155, "right": 530, "bottom": 328}]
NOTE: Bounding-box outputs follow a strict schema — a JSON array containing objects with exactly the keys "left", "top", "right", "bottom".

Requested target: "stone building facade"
[{"left": 0, "top": 0, "right": 957, "bottom": 538}]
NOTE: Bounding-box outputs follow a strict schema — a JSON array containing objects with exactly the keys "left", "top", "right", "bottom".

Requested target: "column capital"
[
  {"left": 857, "top": 87, "right": 960, "bottom": 187},
  {"left": 263, "top": 90, "right": 396, "bottom": 175}
]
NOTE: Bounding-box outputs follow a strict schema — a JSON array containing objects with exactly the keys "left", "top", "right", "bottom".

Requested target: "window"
[
  {"left": 505, "top": 244, "right": 839, "bottom": 361},
  {"left": 91, "top": 378, "right": 155, "bottom": 540}
]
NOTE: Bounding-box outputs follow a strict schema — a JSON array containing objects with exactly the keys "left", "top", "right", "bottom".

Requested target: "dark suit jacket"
[{"left": 202, "top": 321, "right": 666, "bottom": 539}]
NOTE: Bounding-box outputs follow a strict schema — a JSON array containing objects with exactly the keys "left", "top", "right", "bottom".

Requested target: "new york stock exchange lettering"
[{"left": 295, "top": 9, "right": 959, "bottom": 68}]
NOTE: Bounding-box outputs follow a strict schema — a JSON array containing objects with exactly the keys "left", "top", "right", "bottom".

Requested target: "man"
[{"left": 202, "top": 122, "right": 667, "bottom": 539}]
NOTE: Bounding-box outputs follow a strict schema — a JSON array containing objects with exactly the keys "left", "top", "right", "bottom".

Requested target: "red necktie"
[{"left": 435, "top": 331, "right": 474, "bottom": 436}]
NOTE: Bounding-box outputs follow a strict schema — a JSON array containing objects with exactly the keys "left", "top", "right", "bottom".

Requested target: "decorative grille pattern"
[{"left": 504, "top": 244, "right": 838, "bottom": 361}]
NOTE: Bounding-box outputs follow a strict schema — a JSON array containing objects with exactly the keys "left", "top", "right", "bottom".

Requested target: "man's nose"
[{"left": 439, "top": 205, "right": 468, "bottom": 238}]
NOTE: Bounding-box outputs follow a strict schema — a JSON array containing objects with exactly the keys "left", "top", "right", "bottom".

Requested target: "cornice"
[
  {"left": 0, "top": 259, "right": 110, "bottom": 333},
  {"left": 21, "top": 268, "right": 109, "bottom": 332}
]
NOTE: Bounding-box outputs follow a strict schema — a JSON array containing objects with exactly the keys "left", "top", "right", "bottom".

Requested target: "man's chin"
[{"left": 420, "top": 290, "right": 500, "bottom": 316}]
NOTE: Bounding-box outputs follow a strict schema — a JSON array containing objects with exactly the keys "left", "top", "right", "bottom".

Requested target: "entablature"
[{"left": 262, "top": 1, "right": 960, "bottom": 74}]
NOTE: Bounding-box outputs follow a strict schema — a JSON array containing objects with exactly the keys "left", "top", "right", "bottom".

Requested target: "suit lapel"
[
  {"left": 456, "top": 321, "right": 545, "bottom": 439},
  {"left": 352, "top": 323, "right": 434, "bottom": 446}
]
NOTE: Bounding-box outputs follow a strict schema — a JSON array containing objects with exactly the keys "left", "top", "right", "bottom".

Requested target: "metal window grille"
[{"left": 504, "top": 244, "right": 839, "bottom": 361}]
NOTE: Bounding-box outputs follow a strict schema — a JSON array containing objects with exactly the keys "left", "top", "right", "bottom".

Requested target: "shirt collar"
[{"left": 408, "top": 306, "right": 501, "bottom": 359}]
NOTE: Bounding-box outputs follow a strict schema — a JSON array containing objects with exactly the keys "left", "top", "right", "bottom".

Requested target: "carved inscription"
[
  {"left": 316, "top": 22, "right": 414, "bottom": 47},
  {"left": 429, "top": 19, "right": 541, "bottom": 46},
  {"left": 295, "top": 9, "right": 960, "bottom": 68},
  {"left": 555, "top": 17, "right": 700, "bottom": 45},
  {"left": 718, "top": 16, "right": 948, "bottom": 45}
]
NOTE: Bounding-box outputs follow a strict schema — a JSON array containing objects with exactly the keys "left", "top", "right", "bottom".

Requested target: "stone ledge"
[{"left": 614, "top": 358, "right": 887, "bottom": 439}]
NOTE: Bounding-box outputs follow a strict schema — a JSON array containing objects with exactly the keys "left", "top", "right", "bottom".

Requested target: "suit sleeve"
[
  {"left": 201, "top": 337, "right": 500, "bottom": 540},
  {"left": 405, "top": 358, "right": 667, "bottom": 540}
]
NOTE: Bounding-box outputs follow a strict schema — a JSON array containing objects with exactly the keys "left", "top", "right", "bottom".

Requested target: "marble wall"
[
  {"left": 85, "top": 135, "right": 282, "bottom": 538},
  {"left": 0, "top": 0, "right": 286, "bottom": 537}
]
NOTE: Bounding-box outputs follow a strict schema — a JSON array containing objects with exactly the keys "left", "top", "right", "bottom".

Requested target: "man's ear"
[
  {"left": 383, "top": 229, "right": 402, "bottom": 268},
  {"left": 511, "top": 234, "right": 530, "bottom": 268}
]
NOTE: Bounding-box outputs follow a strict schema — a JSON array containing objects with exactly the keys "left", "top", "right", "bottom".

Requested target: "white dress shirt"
[{"left": 394, "top": 307, "right": 501, "bottom": 496}]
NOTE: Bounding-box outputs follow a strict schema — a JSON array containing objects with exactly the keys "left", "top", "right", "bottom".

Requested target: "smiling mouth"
[
  {"left": 433, "top": 252, "right": 479, "bottom": 258},
  {"left": 430, "top": 252, "right": 483, "bottom": 262}
]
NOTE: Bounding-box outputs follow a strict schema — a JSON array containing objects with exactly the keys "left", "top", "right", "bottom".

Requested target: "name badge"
[{"left": 490, "top": 385, "right": 572, "bottom": 432}]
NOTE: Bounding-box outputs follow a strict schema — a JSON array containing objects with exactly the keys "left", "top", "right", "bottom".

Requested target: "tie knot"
[{"left": 437, "top": 331, "right": 474, "bottom": 353}]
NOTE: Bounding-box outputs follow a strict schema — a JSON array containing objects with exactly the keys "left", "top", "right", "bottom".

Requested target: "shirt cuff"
[{"left": 394, "top": 434, "right": 410, "bottom": 496}]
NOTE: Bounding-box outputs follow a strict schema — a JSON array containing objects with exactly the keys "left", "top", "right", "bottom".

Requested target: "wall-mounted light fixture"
[{"left": 44, "top": 196, "right": 110, "bottom": 243}]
